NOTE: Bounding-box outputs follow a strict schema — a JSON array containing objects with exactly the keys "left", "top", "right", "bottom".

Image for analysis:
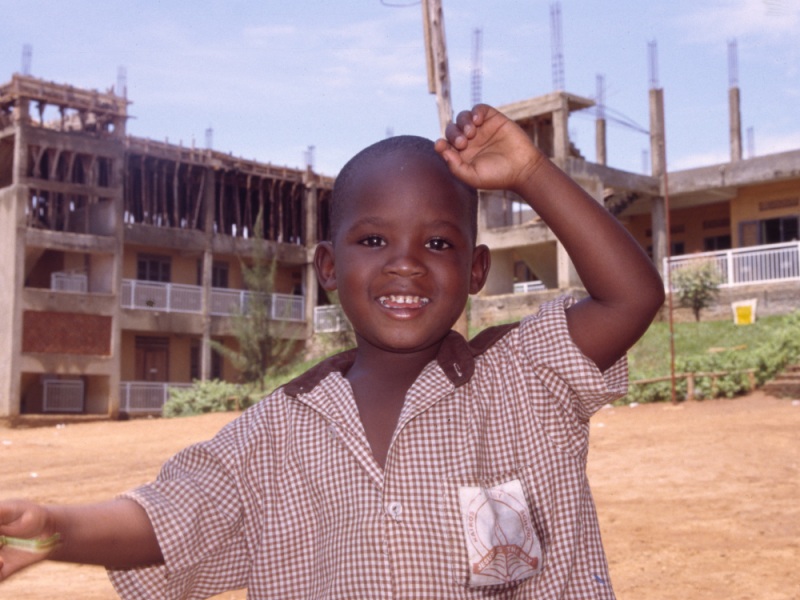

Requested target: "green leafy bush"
[
  {"left": 671, "top": 260, "right": 722, "bottom": 321},
  {"left": 623, "top": 311, "right": 800, "bottom": 404},
  {"left": 162, "top": 379, "right": 257, "bottom": 417},
  {"left": 162, "top": 354, "right": 333, "bottom": 418}
]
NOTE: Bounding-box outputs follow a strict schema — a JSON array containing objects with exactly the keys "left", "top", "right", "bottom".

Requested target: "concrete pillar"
[
  {"left": 12, "top": 98, "right": 29, "bottom": 124},
  {"left": 483, "top": 249, "right": 515, "bottom": 296},
  {"left": 112, "top": 116, "right": 127, "bottom": 138},
  {"left": 651, "top": 196, "right": 667, "bottom": 270},
  {"left": 649, "top": 88, "right": 668, "bottom": 275},
  {"left": 552, "top": 94, "right": 578, "bottom": 290},
  {"left": 556, "top": 175, "right": 603, "bottom": 289},
  {"left": 556, "top": 242, "right": 579, "bottom": 289},
  {"left": 552, "top": 94, "right": 570, "bottom": 161},
  {"left": 107, "top": 140, "right": 127, "bottom": 418},
  {"left": 0, "top": 125, "right": 26, "bottom": 417},
  {"left": 303, "top": 174, "right": 319, "bottom": 338},
  {"left": 595, "top": 118, "right": 607, "bottom": 165},
  {"left": 729, "top": 86, "right": 742, "bottom": 162},
  {"left": 200, "top": 167, "right": 216, "bottom": 381}
]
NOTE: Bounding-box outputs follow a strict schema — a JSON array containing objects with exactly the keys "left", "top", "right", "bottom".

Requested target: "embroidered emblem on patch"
[{"left": 458, "top": 479, "right": 543, "bottom": 586}]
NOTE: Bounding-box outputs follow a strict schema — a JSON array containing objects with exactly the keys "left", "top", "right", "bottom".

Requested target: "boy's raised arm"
[
  {"left": 0, "top": 498, "right": 162, "bottom": 582},
  {"left": 436, "top": 104, "right": 664, "bottom": 371}
]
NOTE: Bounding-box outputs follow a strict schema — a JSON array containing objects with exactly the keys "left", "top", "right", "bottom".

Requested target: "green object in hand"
[{"left": 0, "top": 533, "right": 61, "bottom": 553}]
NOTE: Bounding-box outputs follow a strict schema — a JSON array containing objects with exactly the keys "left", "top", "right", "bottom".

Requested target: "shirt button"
[
  {"left": 328, "top": 425, "right": 338, "bottom": 440},
  {"left": 386, "top": 501, "right": 403, "bottom": 522}
]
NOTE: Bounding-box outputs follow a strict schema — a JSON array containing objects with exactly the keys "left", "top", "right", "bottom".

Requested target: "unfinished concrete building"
[
  {"left": 1, "top": 69, "right": 798, "bottom": 419},
  {"left": 0, "top": 74, "right": 332, "bottom": 419},
  {"left": 471, "top": 84, "right": 800, "bottom": 327}
]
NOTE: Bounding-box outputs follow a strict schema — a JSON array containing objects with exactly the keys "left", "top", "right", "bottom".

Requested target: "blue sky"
[{"left": 2, "top": 0, "right": 798, "bottom": 176}]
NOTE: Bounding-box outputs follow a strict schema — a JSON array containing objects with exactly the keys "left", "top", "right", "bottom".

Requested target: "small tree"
[
  {"left": 211, "top": 213, "right": 294, "bottom": 390},
  {"left": 671, "top": 259, "right": 722, "bottom": 321}
]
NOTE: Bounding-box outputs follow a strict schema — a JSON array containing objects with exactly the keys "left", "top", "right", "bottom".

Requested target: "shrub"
[
  {"left": 163, "top": 379, "right": 259, "bottom": 417},
  {"left": 671, "top": 259, "right": 722, "bottom": 321},
  {"left": 162, "top": 354, "right": 333, "bottom": 418}
]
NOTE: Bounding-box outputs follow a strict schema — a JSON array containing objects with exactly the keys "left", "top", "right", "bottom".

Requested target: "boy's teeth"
[{"left": 379, "top": 295, "right": 430, "bottom": 307}]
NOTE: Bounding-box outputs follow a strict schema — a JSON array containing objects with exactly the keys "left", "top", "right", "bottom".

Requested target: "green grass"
[
  {"left": 628, "top": 314, "right": 794, "bottom": 379},
  {"left": 625, "top": 311, "right": 800, "bottom": 403}
]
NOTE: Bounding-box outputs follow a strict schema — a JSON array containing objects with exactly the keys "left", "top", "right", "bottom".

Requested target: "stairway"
[{"left": 762, "top": 364, "right": 800, "bottom": 399}]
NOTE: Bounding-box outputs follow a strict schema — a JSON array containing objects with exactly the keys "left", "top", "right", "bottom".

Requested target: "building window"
[
  {"left": 762, "top": 216, "right": 799, "bottom": 244},
  {"left": 190, "top": 341, "right": 223, "bottom": 381},
  {"left": 137, "top": 254, "right": 171, "bottom": 282},
  {"left": 513, "top": 260, "right": 534, "bottom": 283},
  {"left": 703, "top": 235, "right": 732, "bottom": 251},
  {"left": 740, "top": 217, "right": 799, "bottom": 246},
  {"left": 196, "top": 260, "right": 229, "bottom": 288},
  {"left": 213, "top": 263, "right": 229, "bottom": 288}
]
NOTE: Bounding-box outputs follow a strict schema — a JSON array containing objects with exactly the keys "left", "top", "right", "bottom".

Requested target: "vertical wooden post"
[
  {"left": 422, "top": 0, "right": 469, "bottom": 338},
  {"left": 422, "top": 0, "right": 453, "bottom": 135}
]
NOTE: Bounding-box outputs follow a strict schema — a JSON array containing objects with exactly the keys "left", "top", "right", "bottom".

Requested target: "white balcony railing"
[
  {"left": 119, "top": 381, "right": 193, "bottom": 414},
  {"left": 121, "top": 280, "right": 305, "bottom": 322},
  {"left": 43, "top": 379, "right": 84, "bottom": 413},
  {"left": 665, "top": 241, "right": 800, "bottom": 288},
  {"left": 314, "top": 305, "right": 351, "bottom": 333},
  {"left": 210, "top": 287, "right": 252, "bottom": 316},
  {"left": 50, "top": 271, "right": 88, "bottom": 293},
  {"left": 513, "top": 280, "right": 546, "bottom": 293},
  {"left": 269, "top": 293, "right": 306, "bottom": 322}
]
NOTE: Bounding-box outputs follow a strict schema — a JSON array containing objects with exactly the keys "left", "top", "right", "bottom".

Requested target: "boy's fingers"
[
  {"left": 0, "top": 546, "right": 48, "bottom": 583},
  {"left": 443, "top": 122, "right": 468, "bottom": 149},
  {"left": 454, "top": 110, "right": 476, "bottom": 138},
  {"left": 470, "top": 103, "right": 492, "bottom": 123}
]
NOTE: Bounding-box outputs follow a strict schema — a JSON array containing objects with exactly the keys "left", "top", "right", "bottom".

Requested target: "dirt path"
[{"left": 2, "top": 391, "right": 798, "bottom": 599}]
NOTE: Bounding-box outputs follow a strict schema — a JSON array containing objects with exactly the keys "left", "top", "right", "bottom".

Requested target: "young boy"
[{"left": 0, "top": 104, "right": 664, "bottom": 598}]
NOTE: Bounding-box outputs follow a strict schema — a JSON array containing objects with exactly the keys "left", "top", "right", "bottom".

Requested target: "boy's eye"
[
  {"left": 426, "top": 237, "right": 452, "bottom": 251},
  {"left": 359, "top": 235, "right": 385, "bottom": 247}
]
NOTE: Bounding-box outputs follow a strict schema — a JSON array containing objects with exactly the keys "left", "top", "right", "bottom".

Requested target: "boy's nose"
[{"left": 383, "top": 248, "right": 426, "bottom": 277}]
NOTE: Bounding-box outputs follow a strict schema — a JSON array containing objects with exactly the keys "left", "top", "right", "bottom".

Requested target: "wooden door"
[{"left": 135, "top": 337, "right": 169, "bottom": 381}]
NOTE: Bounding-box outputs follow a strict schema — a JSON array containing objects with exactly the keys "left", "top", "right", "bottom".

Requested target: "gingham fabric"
[{"left": 108, "top": 297, "right": 626, "bottom": 599}]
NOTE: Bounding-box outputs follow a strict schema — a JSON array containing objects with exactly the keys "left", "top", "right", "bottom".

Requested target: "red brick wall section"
[{"left": 22, "top": 311, "right": 112, "bottom": 356}]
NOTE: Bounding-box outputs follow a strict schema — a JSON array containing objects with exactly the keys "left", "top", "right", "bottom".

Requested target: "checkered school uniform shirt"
[{"left": 109, "top": 297, "right": 626, "bottom": 599}]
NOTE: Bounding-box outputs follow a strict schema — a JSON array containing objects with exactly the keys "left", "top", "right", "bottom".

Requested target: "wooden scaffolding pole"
[{"left": 422, "top": 0, "right": 453, "bottom": 136}]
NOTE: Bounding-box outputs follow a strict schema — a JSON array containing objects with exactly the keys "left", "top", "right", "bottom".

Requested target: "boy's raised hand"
[
  {"left": 434, "top": 104, "right": 543, "bottom": 193},
  {"left": 436, "top": 104, "right": 664, "bottom": 372}
]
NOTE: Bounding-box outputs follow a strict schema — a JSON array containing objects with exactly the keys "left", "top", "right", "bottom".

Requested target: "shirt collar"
[{"left": 283, "top": 322, "right": 519, "bottom": 398}]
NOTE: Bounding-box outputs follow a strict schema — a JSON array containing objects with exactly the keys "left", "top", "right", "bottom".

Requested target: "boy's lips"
[{"left": 378, "top": 294, "right": 431, "bottom": 309}]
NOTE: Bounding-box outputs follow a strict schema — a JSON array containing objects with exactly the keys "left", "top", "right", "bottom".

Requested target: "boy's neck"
[
  {"left": 347, "top": 339, "right": 442, "bottom": 391},
  {"left": 345, "top": 339, "right": 444, "bottom": 469}
]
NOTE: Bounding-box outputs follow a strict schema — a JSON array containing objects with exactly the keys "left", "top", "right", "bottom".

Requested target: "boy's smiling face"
[{"left": 315, "top": 149, "right": 489, "bottom": 356}]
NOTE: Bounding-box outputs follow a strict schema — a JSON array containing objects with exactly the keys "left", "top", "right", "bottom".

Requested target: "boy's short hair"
[{"left": 330, "top": 135, "right": 478, "bottom": 244}]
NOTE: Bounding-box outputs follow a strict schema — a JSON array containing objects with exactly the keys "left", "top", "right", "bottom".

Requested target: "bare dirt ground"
[{"left": 1, "top": 390, "right": 798, "bottom": 599}]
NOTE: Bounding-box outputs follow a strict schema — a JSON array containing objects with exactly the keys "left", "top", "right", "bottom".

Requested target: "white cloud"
[
  {"left": 677, "top": 0, "right": 800, "bottom": 43},
  {"left": 755, "top": 130, "right": 800, "bottom": 155},
  {"left": 669, "top": 128, "right": 800, "bottom": 171}
]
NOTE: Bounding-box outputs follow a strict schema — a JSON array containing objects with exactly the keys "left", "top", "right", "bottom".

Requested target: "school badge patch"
[{"left": 458, "top": 479, "right": 543, "bottom": 586}]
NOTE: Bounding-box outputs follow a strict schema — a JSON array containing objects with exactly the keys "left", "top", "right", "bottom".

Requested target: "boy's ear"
[
  {"left": 314, "top": 241, "right": 338, "bottom": 291},
  {"left": 469, "top": 244, "right": 491, "bottom": 294}
]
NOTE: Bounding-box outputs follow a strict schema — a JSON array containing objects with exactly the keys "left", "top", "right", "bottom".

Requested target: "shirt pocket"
[{"left": 441, "top": 469, "right": 545, "bottom": 590}]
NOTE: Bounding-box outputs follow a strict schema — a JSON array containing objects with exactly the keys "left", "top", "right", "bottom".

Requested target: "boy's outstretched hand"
[
  {"left": 0, "top": 500, "right": 57, "bottom": 582},
  {"left": 434, "top": 104, "right": 544, "bottom": 194}
]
